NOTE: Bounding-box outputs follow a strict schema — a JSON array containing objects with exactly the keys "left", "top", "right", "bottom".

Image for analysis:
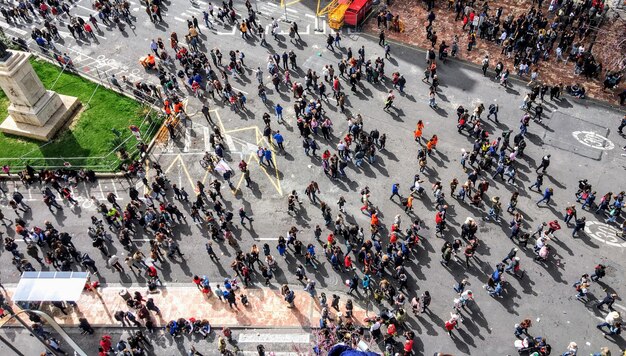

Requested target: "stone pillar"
[{"left": 0, "top": 51, "right": 80, "bottom": 141}]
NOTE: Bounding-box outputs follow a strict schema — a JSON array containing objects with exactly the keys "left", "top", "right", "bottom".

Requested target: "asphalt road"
[{"left": 1, "top": 0, "right": 626, "bottom": 354}]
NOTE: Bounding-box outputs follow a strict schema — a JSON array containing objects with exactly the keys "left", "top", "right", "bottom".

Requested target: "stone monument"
[{"left": 0, "top": 49, "right": 80, "bottom": 141}]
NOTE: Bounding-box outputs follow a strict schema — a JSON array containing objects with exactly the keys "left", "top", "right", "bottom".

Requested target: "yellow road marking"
[
  {"left": 284, "top": 0, "right": 304, "bottom": 6},
  {"left": 154, "top": 109, "right": 283, "bottom": 196},
  {"left": 201, "top": 168, "right": 209, "bottom": 185},
  {"left": 163, "top": 154, "right": 181, "bottom": 174},
  {"left": 179, "top": 155, "right": 196, "bottom": 188},
  {"left": 214, "top": 110, "right": 284, "bottom": 196},
  {"left": 233, "top": 153, "right": 255, "bottom": 192}
]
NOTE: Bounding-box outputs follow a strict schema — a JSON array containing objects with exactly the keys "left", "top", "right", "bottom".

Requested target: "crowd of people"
[
  {"left": 376, "top": 0, "right": 625, "bottom": 104},
  {"left": 0, "top": 0, "right": 624, "bottom": 355}
]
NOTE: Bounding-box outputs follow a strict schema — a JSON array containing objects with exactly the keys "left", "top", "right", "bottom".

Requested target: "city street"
[{"left": 1, "top": 0, "right": 626, "bottom": 355}]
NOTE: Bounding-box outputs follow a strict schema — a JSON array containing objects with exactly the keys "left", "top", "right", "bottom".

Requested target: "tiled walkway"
[{"left": 1, "top": 285, "right": 371, "bottom": 328}]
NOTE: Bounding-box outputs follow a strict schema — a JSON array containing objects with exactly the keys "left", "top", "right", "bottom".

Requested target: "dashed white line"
[
  {"left": 0, "top": 21, "right": 28, "bottom": 35},
  {"left": 217, "top": 27, "right": 237, "bottom": 35}
]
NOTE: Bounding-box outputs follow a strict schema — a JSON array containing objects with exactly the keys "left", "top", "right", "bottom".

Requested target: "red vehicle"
[{"left": 344, "top": 0, "right": 373, "bottom": 28}]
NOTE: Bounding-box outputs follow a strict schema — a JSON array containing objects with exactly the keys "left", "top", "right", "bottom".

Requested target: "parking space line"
[
  {"left": 111, "top": 180, "right": 120, "bottom": 199},
  {"left": 97, "top": 180, "right": 106, "bottom": 200}
]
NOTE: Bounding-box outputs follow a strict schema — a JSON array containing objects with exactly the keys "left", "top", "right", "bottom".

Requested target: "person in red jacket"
[
  {"left": 99, "top": 335, "right": 112, "bottom": 352},
  {"left": 84, "top": 23, "right": 96, "bottom": 40},
  {"left": 445, "top": 313, "right": 461, "bottom": 336},
  {"left": 403, "top": 330, "right": 415, "bottom": 355}
]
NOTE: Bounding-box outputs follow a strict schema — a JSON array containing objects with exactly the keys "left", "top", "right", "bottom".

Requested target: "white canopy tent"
[{"left": 13, "top": 271, "right": 89, "bottom": 302}]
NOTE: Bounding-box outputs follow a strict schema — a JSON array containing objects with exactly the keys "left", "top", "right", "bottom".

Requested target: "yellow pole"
[{"left": 315, "top": 0, "right": 321, "bottom": 31}]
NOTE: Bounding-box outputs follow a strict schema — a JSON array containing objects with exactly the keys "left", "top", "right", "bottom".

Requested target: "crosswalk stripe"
[{"left": 0, "top": 21, "right": 28, "bottom": 35}]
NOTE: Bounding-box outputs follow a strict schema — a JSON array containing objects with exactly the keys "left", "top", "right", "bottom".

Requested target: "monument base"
[{"left": 0, "top": 94, "right": 81, "bottom": 141}]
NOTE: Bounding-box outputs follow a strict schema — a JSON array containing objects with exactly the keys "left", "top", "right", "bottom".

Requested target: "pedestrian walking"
[{"left": 536, "top": 188, "right": 554, "bottom": 205}]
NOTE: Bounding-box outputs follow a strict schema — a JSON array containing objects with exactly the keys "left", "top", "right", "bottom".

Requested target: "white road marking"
[
  {"left": 258, "top": 5, "right": 277, "bottom": 13},
  {"left": 203, "top": 126, "right": 210, "bottom": 152},
  {"left": 232, "top": 86, "right": 249, "bottom": 95},
  {"left": 238, "top": 333, "right": 310, "bottom": 343},
  {"left": 286, "top": 8, "right": 298, "bottom": 13},
  {"left": 184, "top": 127, "right": 191, "bottom": 153},
  {"left": 225, "top": 135, "right": 236, "bottom": 152},
  {"left": 217, "top": 27, "right": 237, "bottom": 35},
  {"left": 305, "top": 13, "right": 316, "bottom": 19},
  {"left": 111, "top": 180, "right": 120, "bottom": 199},
  {"left": 584, "top": 221, "right": 625, "bottom": 248},
  {"left": 0, "top": 21, "right": 28, "bottom": 35},
  {"left": 165, "top": 139, "right": 175, "bottom": 153},
  {"left": 174, "top": 17, "right": 187, "bottom": 22},
  {"left": 572, "top": 131, "right": 615, "bottom": 150},
  {"left": 72, "top": 3, "right": 96, "bottom": 12},
  {"left": 97, "top": 180, "right": 106, "bottom": 200}
]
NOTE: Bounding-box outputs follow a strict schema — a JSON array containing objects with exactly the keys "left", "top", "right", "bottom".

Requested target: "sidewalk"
[{"left": 1, "top": 284, "right": 373, "bottom": 328}]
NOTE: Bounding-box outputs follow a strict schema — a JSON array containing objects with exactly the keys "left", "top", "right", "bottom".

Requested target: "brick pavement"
[
  {"left": 1, "top": 285, "right": 371, "bottom": 328},
  {"left": 365, "top": 0, "right": 625, "bottom": 105}
]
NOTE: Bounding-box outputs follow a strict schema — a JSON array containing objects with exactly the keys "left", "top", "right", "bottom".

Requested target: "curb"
[
  {"left": 0, "top": 171, "right": 126, "bottom": 181},
  {"left": 0, "top": 324, "right": 320, "bottom": 331}
]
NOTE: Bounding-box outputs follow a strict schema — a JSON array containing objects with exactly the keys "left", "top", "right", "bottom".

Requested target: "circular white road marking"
[
  {"left": 584, "top": 221, "right": 625, "bottom": 247},
  {"left": 572, "top": 131, "right": 615, "bottom": 150}
]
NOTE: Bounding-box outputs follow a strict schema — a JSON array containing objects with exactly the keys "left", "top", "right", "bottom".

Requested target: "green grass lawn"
[{"left": 0, "top": 58, "right": 159, "bottom": 171}]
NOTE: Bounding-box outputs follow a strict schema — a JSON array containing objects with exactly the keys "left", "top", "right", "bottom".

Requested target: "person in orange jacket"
[
  {"left": 371, "top": 213, "right": 379, "bottom": 227},
  {"left": 414, "top": 120, "right": 425, "bottom": 144}
]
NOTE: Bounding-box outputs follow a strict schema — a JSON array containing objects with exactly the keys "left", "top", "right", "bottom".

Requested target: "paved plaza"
[{"left": 0, "top": 0, "right": 626, "bottom": 355}]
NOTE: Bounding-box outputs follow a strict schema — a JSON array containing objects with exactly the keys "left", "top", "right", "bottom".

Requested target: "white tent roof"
[{"left": 13, "top": 271, "right": 89, "bottom": 302}]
